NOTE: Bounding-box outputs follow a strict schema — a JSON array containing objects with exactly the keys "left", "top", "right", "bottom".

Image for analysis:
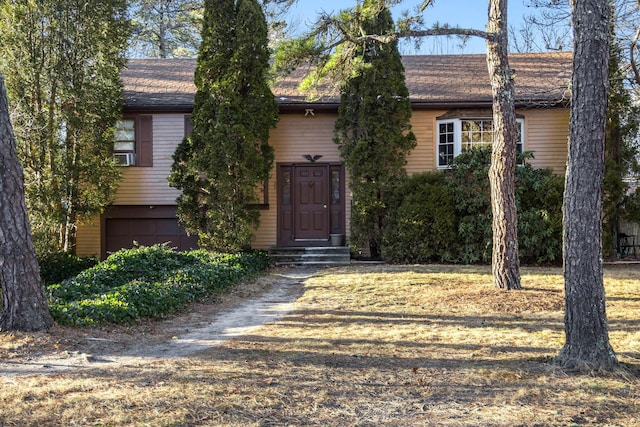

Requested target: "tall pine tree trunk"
[
  {"left": 557, "top": 0, "right": 618, "bottom": 371},
  {"left": 486, "top": 0, "right": 521, "bottom": 290},
  {"left": 0, "top": 75, "right": 53, "bottom": 332}
]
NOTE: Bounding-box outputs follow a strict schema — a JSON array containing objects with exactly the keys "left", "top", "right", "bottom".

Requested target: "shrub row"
[
  {"left": 382, "top": 147, "right": 564, "bottom": 265},
  {"left": 46, "top": 245, "right": 270, "bottom": 325}
]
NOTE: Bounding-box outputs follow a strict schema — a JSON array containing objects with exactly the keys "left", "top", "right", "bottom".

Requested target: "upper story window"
[
  {"left": 437, "top": 118, "right": 524, "bottom": 169},
  {"left": 113, "top": 115, "right": 153, "bottom": 167},
  {"left": 114, "top": 119, "right": 136, "bottom": 166}
]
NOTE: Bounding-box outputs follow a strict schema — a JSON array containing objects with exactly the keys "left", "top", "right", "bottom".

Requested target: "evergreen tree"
[
  {"left": 0, "top": 0, "right": 129, "bottom": 254},
  {"left": 333, "top": 0, "right": 416, "bottom": 259},
  {"left": 169, "top": 0, "right": 278, "bottom": 252}
]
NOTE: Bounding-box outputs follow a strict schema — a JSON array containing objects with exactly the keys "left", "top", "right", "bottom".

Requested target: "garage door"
[{"left": 103, "top": 206, "right": 198, "bottom": 256}]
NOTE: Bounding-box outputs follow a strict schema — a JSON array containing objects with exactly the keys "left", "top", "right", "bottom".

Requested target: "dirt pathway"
[{"left": 0, "top": 267, "right": 316, "bottom": 376}]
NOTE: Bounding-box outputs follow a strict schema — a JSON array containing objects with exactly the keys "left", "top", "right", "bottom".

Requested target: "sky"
[{"left": 285, "top": 0, "right": 548, "bottom": 54}]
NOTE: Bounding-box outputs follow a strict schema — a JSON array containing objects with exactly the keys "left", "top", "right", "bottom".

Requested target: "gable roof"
[{"left": 121, "top": 52, "right": 572, "bottom": 111}]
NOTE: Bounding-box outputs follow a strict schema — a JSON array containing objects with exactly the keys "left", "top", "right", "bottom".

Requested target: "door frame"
[{"left": 276, "top": 162, "right": 345, "bottom": 247}]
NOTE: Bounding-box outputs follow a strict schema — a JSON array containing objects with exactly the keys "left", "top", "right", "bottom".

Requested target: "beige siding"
[
  {"left": 269, "top": 112, "right": 342, "bottom": 163},
  {"left": 521, "top": 108, "right": 569, "bottom": 175},
  {"left": 406, "top": 110, "right": 445, "bottom": 173},
  {"left": 76, "top": 215, "right": 101, "bottom": 257},
  {"left": 251, "top": 172, "right": 277, "bottom": 249},
  {"left": 114, "top": 114, "right": 184, "bottom": 205}
]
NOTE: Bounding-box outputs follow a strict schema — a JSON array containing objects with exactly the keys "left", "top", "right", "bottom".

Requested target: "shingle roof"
[
  {"left": 121, "top": 52, "right": 572, "bottom": 110},
  {"left": 121, "top": 59, "right": 196, "bottom": 110},
  {"left": 406, "top": 53, "right": 572, "bottom": 106}
]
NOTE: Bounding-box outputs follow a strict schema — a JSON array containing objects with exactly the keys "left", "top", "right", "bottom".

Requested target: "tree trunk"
[
  {"left": 486, "top": 0, "right": 521, "bottom": 290},
  {"left": 158, "top": 2, "right": 169, "bottom": 59},
  {"left": 0, "top": 74, "right": 53, "bottom": 332},
  {"left": 556, "top": 0, "right": 618, "bottom": 371}
]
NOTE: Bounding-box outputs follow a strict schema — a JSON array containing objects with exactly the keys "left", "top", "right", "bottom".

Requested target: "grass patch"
[
  {"left": 46, "top": 245, "right": 270, "bottom": 325},
  {"left": 1, "top": 264, "right": 639, "bottom": 426}
]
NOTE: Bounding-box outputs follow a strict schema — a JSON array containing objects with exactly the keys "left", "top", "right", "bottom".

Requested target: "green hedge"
[
  {"left": 383, "top": 172, "right": 459, "bottom": 263},
  {"left": 46, "top": 245, "right": 270, "bottom": 325},
  {"left": 383, "top": 147, "right": 564, "bottom": 265},
  {"left": 38, "top": 252, "right": 99, "bottom": 286},
  {"left": 516, "top": 162, "right": 564, "bottom": 264}
]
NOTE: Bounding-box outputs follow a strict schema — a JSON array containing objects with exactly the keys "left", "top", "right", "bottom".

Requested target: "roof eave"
[
  {"left": 278, "top": 102, "right": 339, "bottom": 112},
  {"left": 123, "top": 104, "right": 193, "bottom": 113},
  {"left": 123, "top": 98, "right": 570, "bottom": 112},
  {"left": 411, "top": 100, "right": 570, "bottom": 109}
]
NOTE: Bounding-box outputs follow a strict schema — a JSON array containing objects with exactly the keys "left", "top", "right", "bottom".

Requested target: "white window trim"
[{"left": 436, "top": 117, "right": 525, "bottom": 169}]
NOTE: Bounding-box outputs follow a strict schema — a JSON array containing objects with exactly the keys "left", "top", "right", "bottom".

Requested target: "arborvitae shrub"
[{"left": 333, "top": 2, "right": 416, "bottom": 259}]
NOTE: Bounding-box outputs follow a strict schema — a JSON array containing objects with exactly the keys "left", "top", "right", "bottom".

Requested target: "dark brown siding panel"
[
  {"left": 184, "top": 114, "right": 192, "bottom": 137},
  {"left": 137, "top": 115, "right": 153, "bottom": 167}
]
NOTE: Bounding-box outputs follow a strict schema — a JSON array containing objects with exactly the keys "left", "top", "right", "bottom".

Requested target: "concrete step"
[{"left": 268, "top": 246, "right": 351, "bottom": 266}]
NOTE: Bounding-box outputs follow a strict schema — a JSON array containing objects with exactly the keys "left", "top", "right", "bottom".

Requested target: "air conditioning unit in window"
[{"left": 114, "top": 152, "right": 135, "bottom": 166}]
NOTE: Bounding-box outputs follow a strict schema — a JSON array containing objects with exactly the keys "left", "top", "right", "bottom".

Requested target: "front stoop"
[{"left": 268, "top": 246, "right": 351, "bottom": 266}]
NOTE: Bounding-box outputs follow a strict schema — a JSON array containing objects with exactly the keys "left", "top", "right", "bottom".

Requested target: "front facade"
[{"left": 76, "top": 53, "right": 572, "bottom": 258}]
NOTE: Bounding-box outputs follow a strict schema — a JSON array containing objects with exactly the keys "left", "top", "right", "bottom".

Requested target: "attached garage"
[{"left": 102, "top": 206, "right": 198, "bottom": 258}]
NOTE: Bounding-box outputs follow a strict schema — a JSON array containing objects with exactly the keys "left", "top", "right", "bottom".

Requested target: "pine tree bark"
[
  {"left": 486, "top": 0, "right": 521, "bottom": 290},
  {"left": 0, "top": 75, "right": 53, "bottom": 332},
  {"left": 557, "top": 0, "right": 618, "bottom": 371}
]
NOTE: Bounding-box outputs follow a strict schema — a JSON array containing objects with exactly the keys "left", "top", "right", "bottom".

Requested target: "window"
[
  {"left": 331, "top": 169, "right": 341, "bottom": 205},
  {"left": 282, "top": 170, "right": 291, "bottom": 205},
  {"left": 114, "top": 120, "right": 136, "bottom": 166},
  {"left": 437, "top": 118, "right": 524, "bottom": 168},
  {"left": 113, "top": 115, "right": 153, "bottom": 167}
]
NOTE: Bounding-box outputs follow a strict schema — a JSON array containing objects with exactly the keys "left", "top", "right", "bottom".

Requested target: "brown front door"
[
  {"left": 294, "top": 165, "right": 329, "bottom": 240},
  {"left": 277, "top": 163, "right": 345, "bottom": 246}
]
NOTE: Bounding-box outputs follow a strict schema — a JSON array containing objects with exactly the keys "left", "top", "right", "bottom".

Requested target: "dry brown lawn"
[{"left": 1, "top": 264, "right": 639, "bottom": 426}]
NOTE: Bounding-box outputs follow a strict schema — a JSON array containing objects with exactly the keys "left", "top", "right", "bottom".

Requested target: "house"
[{"left": 75, "top": 52, "right": 572, "bottom": 258}]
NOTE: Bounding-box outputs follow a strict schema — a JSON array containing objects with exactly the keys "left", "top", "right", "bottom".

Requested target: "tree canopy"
[
  {"left": 127, "top": 0, "right": 297, "bottom": 58},
  {"left": 0, "top": 0, "right": 130, "bottom": 255},
  {"left": 129, "top": 0, "right": 203, "bottom": 58}
]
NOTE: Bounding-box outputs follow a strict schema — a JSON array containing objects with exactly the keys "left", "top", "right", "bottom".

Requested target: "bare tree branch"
[{"left": 401, "top": 27, "right": 492, "bottom": 40}]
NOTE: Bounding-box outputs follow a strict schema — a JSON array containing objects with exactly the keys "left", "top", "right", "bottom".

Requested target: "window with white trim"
[{"left": 437, "top": 118, "right": 524, "bottom": 169}]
